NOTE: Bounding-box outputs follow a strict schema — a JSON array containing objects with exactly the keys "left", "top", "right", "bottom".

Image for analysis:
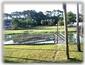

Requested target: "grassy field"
[
  {"left": 4, "top": 44, "right": 83, "bottom": 63},
  {"left": 4, "top": 26, "right": 76, "bottom": 35},
  {"left": 4, "top": 26, "right": 83, "bottom": 63}
]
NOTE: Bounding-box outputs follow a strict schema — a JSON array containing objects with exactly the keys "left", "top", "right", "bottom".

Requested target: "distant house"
[
  {"left": 73, "top": 22, "right": 83, "bottom": 26},
  {"left": 4, "top": 19, "right": 12, "bottom": 29},
  {"left": 4, "top": 13, "right": 12, "bottom": 29},
  {"left": 68, "top": 22, "right": 83, "bottom": 27}
]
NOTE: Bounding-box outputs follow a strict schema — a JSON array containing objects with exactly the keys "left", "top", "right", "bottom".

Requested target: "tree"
[
  {"left": 57, "top": 10, "right": 63, "bottom": 17},
  {"left": 36, "top": 11, "right": 46, "bottom": 25},
  {"left": 24, "top": 17, "right": 32, "bottom": 28},
  {"left": 45, "top": 11, "right": 52, "bottom": 17},
  {"left": 67, "top": 11, "right": 76, "bottom": 24},
  {"left": 12, "top": 18, "right": 19, "bottom": 29},
  {"left": 58, "top": 20, "right": 64, "bottom": 25}
]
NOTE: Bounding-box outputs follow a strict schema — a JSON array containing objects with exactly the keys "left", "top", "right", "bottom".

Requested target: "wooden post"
[
  {"left": 76, "top": 3, "right": 81, "bottom": 51},
  {"left": 63, "top": 3, "right": 69, "bottom": 59}
]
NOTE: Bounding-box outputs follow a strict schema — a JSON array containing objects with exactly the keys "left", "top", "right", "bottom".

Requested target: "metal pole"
[
  {"left": 63, "top": 3, "right": 69, "bottom": 59},
  {"left": 76, "top": 3, "right": 81, "bottom": 51},
  {"left": 57, "top": 22, "right": 58, "bottom": 44}
]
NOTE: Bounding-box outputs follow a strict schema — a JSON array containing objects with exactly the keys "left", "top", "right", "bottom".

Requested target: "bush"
[
  {"left": 41, "top": 20, "right": 48, "bottom": 25},
  {"left": 58, "top": 21, "right": 64, "bottom": 25}
]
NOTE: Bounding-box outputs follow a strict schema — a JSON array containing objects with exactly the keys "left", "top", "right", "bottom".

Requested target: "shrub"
[{"left": 58, "top": 20, "right": 64, "bottom": 25}]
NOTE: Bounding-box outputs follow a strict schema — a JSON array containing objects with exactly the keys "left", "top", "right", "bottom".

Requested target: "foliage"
[
  {"left": 58, "top": 20, "right": 64, "bottom": 25},
  {"left": 4, "top": 10, "right": 83, "bottom": 29},
  {"left": 67, "top": 11, "right": 76, "bottom": 24},
  {"left": 11, "top": 18, "right": 33, "bottom": 29},
  {"left": 4, "top": 10, "right": 63, "bottom": 29},
  {"left": 11, "top": 18, "right": 19, "bottom": 29}
]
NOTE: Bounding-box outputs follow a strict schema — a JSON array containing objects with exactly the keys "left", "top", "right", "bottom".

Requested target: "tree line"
[{"left": 4, "top": 10, "right": 83, "bottom": 29}]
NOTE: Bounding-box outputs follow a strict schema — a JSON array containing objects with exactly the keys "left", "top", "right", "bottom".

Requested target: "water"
[
  {"left": 4, "top": 33, "right": 83, "bottom": 44},
  {"left": 68, "top": 33, "right": 83, "bottom": 43}
]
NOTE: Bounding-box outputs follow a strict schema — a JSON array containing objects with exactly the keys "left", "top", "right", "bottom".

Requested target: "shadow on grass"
[
  {"left": 5, "top": 43, "right": 55, "bottom": 45},
  {"left": 4, "top": 56, "right": 83, "bottom": 63},
  {"left": 4, "top": 60, "right": 20, "bottom": 63},
  {"left": 4, "top": 56, "right": 54, "bottom": 63},
  {"left": 67, "top": 58, "right": 83, "bottom": 63}
]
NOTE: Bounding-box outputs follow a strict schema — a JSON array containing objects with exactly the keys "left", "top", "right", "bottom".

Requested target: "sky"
[{"left": 3, "top": 3, "right": 82, "bottom": 14}]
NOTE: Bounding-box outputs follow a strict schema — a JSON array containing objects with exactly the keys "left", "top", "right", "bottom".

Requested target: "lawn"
[
  {"left": 4, "top": 26, "right": 76, "bottom": 35},
  {"left": 4, "top": 44, "right": 83, "bottom": 63}
]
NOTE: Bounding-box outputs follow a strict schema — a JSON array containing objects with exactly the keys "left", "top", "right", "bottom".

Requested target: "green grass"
[
  {"left": 4, "top": 26, "right": 76, "bottom": 35},
  {"left": 4, "top": 44, "right": 83, "bottom": 63}
]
